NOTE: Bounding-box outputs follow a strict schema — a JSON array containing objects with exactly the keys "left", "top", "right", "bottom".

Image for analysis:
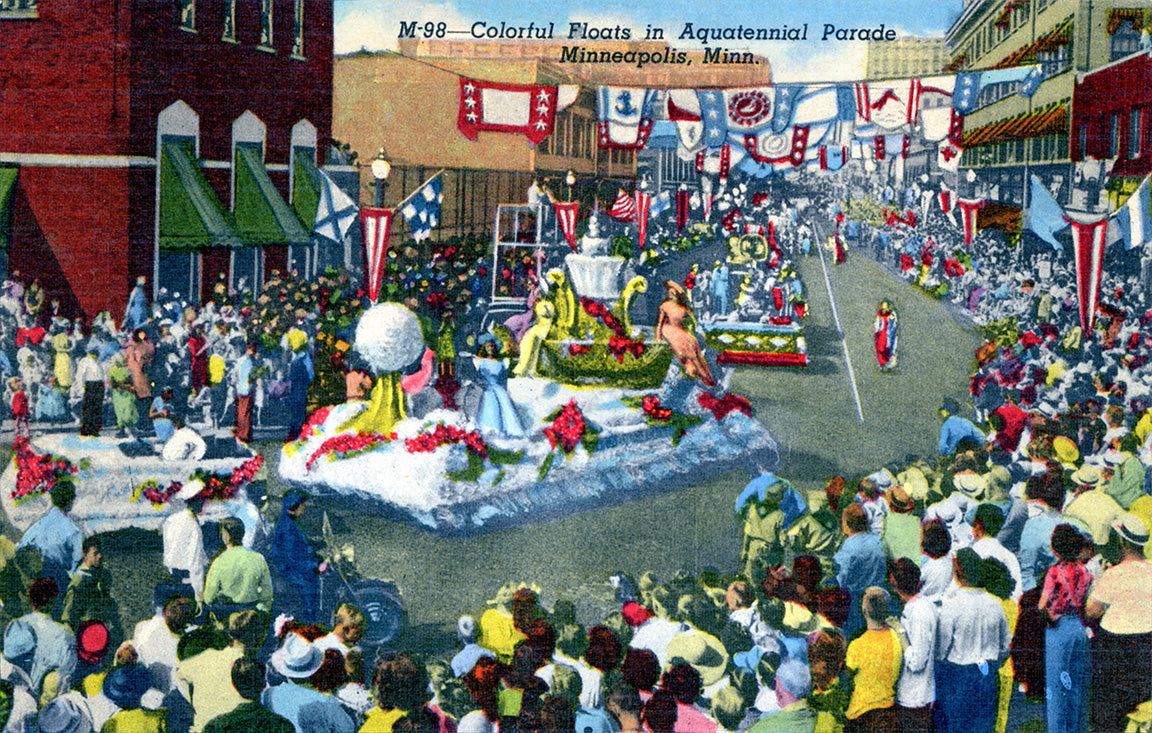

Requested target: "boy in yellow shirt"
[{"left": 843, "top": 587, "right": 902, "bottom": 732}]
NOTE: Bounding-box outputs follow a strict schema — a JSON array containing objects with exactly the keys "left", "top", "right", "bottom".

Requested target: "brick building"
[{"left": 0, "top": 0, "right": 335, "bottom": 320}]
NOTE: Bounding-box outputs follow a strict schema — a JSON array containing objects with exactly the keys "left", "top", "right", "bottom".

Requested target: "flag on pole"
[
  {"left": 1065, "top": 212, "right": 1109, "bottom": 332},
  {"left": 1114, "top": 174, "right": 1152, "bottom": 250},
  {"left": 649, "top": 190, "right": 672, "bottom": 219},
  {"left": 398, "top": 173, "right": 443, "bottom": 242},
  {"left": 608, "top": 189, "right": 636, "bottom": 221},
  {"left": 1027, "top": 175, "right": 1068, "bottom": 251},
  {"left": 360, "top": 207, "right": 393, "bottom": 303},
  {"left": 938, "top": 187, "right": 954, "bottom": 214},
  {"left": 635, "top": 190, "right": 651, "bottom": 249},
  {"left": 313, "top": 168, "right": 358, "bottom": 244},
  {"left": 957, "top": 199, "right": 983, "bottom": 246},
  {"left": 553, "top": 201, "right": 579, "bottom": 251}
]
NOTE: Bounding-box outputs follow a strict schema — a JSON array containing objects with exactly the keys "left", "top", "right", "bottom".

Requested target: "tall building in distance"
[{"left": 863, "top": 37, "right": 950, "bottom": 80}]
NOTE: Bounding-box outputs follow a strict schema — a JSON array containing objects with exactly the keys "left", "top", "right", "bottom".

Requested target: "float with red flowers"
[{"left": 278, "top": 302, "right": 779, "bottom": 535}]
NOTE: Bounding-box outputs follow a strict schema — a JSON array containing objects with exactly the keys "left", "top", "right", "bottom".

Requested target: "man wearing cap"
[
  {"left": 937, "top": 398, "right": 986, "bottom": 456},
  {"left": 1084, "top": 513, "right": 1152, "bottom": 733},
  {"left": 269, "top": 490, "right": 320, "bottom": 623},
  {"left": 201, "top": 518, "right": 273, "bottom": 615},
  {"left": 162, "top": 481, "right": 209, "bottom": 600},
  {"left": 1061, "top": 464, "right": 1124, "bottom": 552},
  {"left": 881, "top": 487, "right": 919, "bottom": 563},
  {"left": 262, "top": 634, "right": 355, "bottom": 733}
]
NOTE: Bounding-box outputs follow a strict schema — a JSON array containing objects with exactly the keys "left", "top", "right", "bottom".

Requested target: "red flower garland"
[
  {"left": 306, "top": 432, "right": 395, "bottom": 471},
  {"left": 580, "top": 298, "right": 646, "bottom": 363},
  {"left": 641, "top": 395, "right": 673, "bottom": 422},
  {"left": 404, "top": 423, "right": 488, "bottom": 459},
  {"left": 697, "top": 392, "right": 753, "bottom": 421},
  {"left": 299, "top": 406, "right": 332, "bottom": 440}
]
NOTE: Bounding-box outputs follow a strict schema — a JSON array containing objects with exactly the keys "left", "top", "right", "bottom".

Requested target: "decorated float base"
[
  {"left": 278, "top": 373, "right": 780, "bottom": 536},
  {"left": 701, "top": 322, "right": 808, "bottom": 367},
  {"left": 0, "top": 434, "right": 261, "bottom": 534}
]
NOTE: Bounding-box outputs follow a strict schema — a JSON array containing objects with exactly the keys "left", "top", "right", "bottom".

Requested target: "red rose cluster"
[
  {"left": 306, "top": 432, "right": 395, "bottom": 471},
  {"left": 230, "top": 454, "right": 265, "bottom": 488},
  {"left": 142, "top": 481, "right": 181, "bottom": 505},
  {"left": 581, "top": 298, "right": 646, "bottom": 363},
  {"left": 568, "top": 344, "right": 591, "bottom": 356},
  {"left": 404, "top": 423, "right": 488, "bottom": 459},
  {"left": 12, "top": 437, "right": 77, "bottom": 503},
  {"left": 543, "top": 400, "right": 587, "bottom": 454},
  {"left": 641, "top": 396, "right": 673, "bottom": 422},
  {"left": 698, "top": 392, "right": 754, "bottom": 421}
]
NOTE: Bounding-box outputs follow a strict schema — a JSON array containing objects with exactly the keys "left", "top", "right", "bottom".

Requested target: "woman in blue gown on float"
[{"left": 473, "top": 334, "right": 525, "bottom": 438}]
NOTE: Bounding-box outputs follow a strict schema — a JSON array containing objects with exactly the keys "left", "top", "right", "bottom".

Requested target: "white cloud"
[{"left": 334, "top": 1, "right": 472, "bottom": 55}]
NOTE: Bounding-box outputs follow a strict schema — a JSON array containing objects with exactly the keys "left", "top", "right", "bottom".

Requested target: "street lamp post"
[
  {"left": 565, "top": 170, "right": 575, "bottom": 202},
  {"left": 371, "top": 148, "right": 391, "bottom": 208}
]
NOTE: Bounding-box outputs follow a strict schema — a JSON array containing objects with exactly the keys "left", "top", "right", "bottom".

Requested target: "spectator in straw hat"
[
  {"left": 880, "top": 486, "right": 919, "bottom": 563},
  {"left": 1085, "top": 513, "right": 1152, "bottom": 733},
  {"left": 1062, "top": 464, "right": 1123, "bottom": 550},
  {"left": 262, "top": 633, "right": 355, "bottom": 733},
  {"left": 33, "top": 692, "right": 92, "bottom": 733}
]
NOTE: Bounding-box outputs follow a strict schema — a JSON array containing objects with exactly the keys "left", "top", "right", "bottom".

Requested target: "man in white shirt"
[
  {"left": 889, "top": 558, "right": 936, "bottom": 733},
  {"left": 133, "top": 583, "right": 197, "bottom": 695},
  {"left": 162, "top": 480, "right": 209, "bottom": 599},
  {"left": 933, "top": 548, "right": 1010, "bottom": 733},
  {"left": 970, "top": 504, "right": 1023, "bottom": 601}
]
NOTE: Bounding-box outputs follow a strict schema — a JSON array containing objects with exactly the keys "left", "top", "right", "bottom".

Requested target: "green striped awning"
[
  {"left": 0, "top": 167, "right": 16, "bottom": 250},
  {"left": 292, "top": 148, "right": 321, "bottom": 231},
  {"left": 234, "top": 144, "right": 311, "bottom": 246},
  {"left": 159, "top": 140, "right": 243, "bottom": 250}
]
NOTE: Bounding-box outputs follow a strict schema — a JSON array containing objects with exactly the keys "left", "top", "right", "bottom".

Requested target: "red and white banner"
[
  {"left": 360, "top": 207, "right": 393, "bottom": 303},
  {"left": 1066, "top": 213, "right": 1109, "bottom": 333},
  {"left": 458, "top": 78, "right": 576, "bottom": 145},
  {"left": 635, "top": 191, "right": 651, "bottom": 249},
  {"left": 957, "top": 199, "right": 984, "bottom": 246},
  {"left": 553, "top": 201, "right": 579, "bottom": 251},
  {"left": 676, "top": 188, "right": 691, "bottom": 233},
  {"left": 938, "top": 187, "right": 954, "bottom": 214},
  {"left": 854, "top": 79, "right": 922, "bottom": 129},
  {"left": 608, "top": 189, "right": 636, "bottom": 221}
]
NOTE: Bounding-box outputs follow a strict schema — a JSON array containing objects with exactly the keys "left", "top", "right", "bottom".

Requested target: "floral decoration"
[
  {"left": 581, "top": 298, "right": 646, "bottom": 363},
  {"left": 12, "top": 437, "right": 86, "bottom": 507},
  {"left": 539, "top": 400, "right": 600, "bottom": 481},
  {"left": 622, "top": 395, "right": 703, "bottom": 447},
  {"left": 299, "top": 406, "right": 332, "bottom": 440},
  {"left": 130, "top": 454, "right": 265, "bottom": 509},
  {"left": 405, "top": 423, "right": 488, "bottom": 459},
  {"left": 306, "top": 432, "right": 396, "bottom": 472},
  {"left": 697, "top": 392, "right": 754, "bottom": 421}
]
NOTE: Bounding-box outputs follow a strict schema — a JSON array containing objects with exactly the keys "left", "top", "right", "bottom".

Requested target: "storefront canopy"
[
  {"left": 292, "top": 148, "right": 321, "bottom": 232},
  {"left": 159, "top": 140, "right": 244, "bottom": 250},
  {"left": 234, "top": 145, "right": 311, "bottom": 247}
]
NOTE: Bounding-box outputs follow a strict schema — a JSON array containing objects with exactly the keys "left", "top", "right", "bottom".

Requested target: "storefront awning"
[
  {"left": 292, "top": 149, "right": 321, "bottom": 231},
  {"left": 993, "top": 17, "right": 1073, "bottom": 69},
  {"left": 961, "top": 101, "right": 1068, "bottom": 147},
  {"left": 0, "top": 167, "right": 16, "bottom": 250},
  {"left": 159, "top": 141, "right": 244, "bottom": 250},
  {"left": 234, "top": 145, "right": 311, "bottom": 247}
]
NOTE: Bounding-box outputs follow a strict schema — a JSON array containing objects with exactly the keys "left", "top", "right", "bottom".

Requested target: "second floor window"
[
  {"left": 180, "top": 0, "right": 195, "bottom": 31},
  {"left": 260, "top": 0, "right": 273, "bottom": 49},
  {"left": 1111, "top": 20, "right": 1143, "bottom": 62},
  {"left": 292, "top": 0, "right": 304, "bottom": 57},
  {"left": 222, "top": 0, "right": 236, "bottom": 41},
  {"left": 1131, "top": 108, "right": 1144, "bottom": 158}
]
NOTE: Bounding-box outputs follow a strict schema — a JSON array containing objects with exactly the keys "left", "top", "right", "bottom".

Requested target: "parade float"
[
  {"left": 0, "top": 433, "right": 263, "bottom": 534},
  {"left": 278, "top": 212, "right": 780, "bottom": 535}
]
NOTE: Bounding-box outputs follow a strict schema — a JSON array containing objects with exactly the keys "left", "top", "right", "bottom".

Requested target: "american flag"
[{"left": 399, "top": 174, "right": 442, "bottom": 242}]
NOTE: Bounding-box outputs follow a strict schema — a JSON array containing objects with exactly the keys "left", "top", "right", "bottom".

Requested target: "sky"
[{"left": 333, "top": 0, "right": 966, "bottom": 82}]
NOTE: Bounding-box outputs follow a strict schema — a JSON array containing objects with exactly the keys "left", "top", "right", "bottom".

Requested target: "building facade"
[
  {"left": 864, "top": 36, "right": 950, "bottom": 80},
  {"left": 0, "top": 0, "right": 335, "bottom": 319},
  {"left": 945, "top": 0, "right": 1147, "bottom": 214}
]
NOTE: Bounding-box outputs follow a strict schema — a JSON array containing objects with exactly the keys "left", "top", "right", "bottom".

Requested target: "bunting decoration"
[
  {"left": 608, "top": 189, "right": 636, "bottom": 221},
  {"left": 635, "top": 190, "right": 652, "bottom": 249},
  {"left": 676, "top": 188, "right": 691, "bottom": 233},
  {"left": 553, "top": 201, "right": 579, "bottom": 251},
  {"left": 957, "top": 199, "right": 984, "bottom": 246},
  {"left": 458, "top": 78, "right": 578, "bottom": 145},
  {"left": 598, "top": 87, "right": 658, "bottom": 149},
  {"left": 1066, "top": 212, "right": 1110, "bottom": 332},
  {"left": 360, "top": 207, "right": 393, "bottom": 303}
]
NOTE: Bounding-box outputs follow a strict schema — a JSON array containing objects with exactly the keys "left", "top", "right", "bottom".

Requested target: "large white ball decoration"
[{"left": 354, "top": 303, "right": 425, "bottom": 374}]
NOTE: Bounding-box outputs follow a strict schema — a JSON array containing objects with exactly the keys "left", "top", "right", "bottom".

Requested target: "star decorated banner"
[{"left": 458, "top": 78, "right": 578, "bottom": 145}]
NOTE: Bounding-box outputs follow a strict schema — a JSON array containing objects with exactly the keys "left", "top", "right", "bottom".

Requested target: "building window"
[
  {"left": 222, "top": 0, "right": 236, "bottom": 42},
  {"left": 1111, "top": 114, "right": 1121, "bottom": 158},
  {"left": 180, "top": 0, "right": 195, "bottom": 31},
  {"left": 1131, "top": 108, "right": 1144, "bottom": 158},
  {"left": 292, "top": 0, "right": 305, "bottom": 58},
  {"left": 259, "top": 0, "right": 273, "bottom": 50},
  {"left": 1111, "top": 20, "right": 1142, "bottom": 62}
]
